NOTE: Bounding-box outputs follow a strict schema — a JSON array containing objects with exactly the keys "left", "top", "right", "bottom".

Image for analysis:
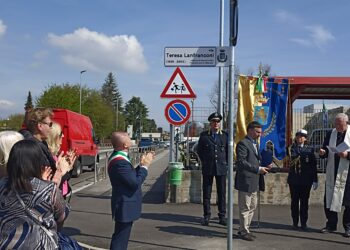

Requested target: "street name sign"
[{"left": 164, "top": 46, "right": 232, "bottom": 67}]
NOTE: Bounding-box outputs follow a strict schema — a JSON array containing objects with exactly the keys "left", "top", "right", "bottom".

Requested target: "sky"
[{"left": 0, "top": 0, "right": 349, "bottom": 129}]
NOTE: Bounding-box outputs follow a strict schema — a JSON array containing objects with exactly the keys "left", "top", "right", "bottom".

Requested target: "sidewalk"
[{"left": 63, "top": 150, "right": 350, "bottom": 250}]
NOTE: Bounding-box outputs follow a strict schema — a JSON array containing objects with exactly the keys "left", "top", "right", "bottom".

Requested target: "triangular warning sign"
[{"left": 160, "top": 67, "right": 196, "bottom": 98}]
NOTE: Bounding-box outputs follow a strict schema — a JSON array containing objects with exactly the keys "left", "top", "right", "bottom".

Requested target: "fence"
[{"left": 94, "top": 145, "right": 160, "bottom": 182}]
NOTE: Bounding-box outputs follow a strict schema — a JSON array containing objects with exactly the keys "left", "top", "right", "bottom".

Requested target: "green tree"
[
  {"left": 36, "top": 83, "right": 81, "bottom": 112},
  {"left": 36, "top": 83, "right": 115, "bottom": 139},
  {"left": 24, "top": 91, "right": 34, "bottom": 111},
  {"left": 101, "top": 72, "right": 124, "bottom": 130},
  {"left": 124, "top": 96, "right": 149, "bottom": 138},
  {"left": 0, "top": 114, "right": 24, "bottom": 131},
  {"left": 144, "top": 118, "right": 157, "bottom": 132}
]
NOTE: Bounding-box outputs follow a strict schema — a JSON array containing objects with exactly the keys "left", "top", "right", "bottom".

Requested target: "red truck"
[{"left": 52, "top": 108, "right": 99, "bottom": 177}]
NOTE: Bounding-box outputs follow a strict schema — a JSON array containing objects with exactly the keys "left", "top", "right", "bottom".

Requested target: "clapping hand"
[
  {"left": 41, "top": 166, "right": 53, "bottom": 181},
  {"left": 141, "top": 151, "right": 155, "bottom": 167}
]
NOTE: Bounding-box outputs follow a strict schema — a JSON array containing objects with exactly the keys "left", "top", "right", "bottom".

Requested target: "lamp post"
[
  {"left": 116, "top": 97, "right": 119, "bottom": 130},
  {"left": 79, "top": 70, "right": 86, "bottom": 114}
]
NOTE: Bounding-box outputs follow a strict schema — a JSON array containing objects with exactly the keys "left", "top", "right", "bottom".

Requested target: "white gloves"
[{"left": 312, "top": 182, "right": 318, "bottom": 190}]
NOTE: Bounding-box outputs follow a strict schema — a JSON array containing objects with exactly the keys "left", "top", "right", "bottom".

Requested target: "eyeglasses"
[{"left": 40, "top": 121, "right": 53, "bottom": 128}]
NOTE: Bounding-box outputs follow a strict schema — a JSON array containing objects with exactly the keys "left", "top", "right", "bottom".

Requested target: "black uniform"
[
  {"left": 197, "top": 129, "right": 228, "bottom": 221},
  {"left": 288, "top": 143, "right": 317, "bottom": 227}
]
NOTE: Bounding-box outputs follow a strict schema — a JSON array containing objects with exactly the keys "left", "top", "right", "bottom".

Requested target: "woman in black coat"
[{"left": 288, "top": 129, "right": 318, "bottom": 230}]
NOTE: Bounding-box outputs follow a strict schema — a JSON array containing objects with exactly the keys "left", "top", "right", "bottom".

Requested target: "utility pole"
[
  {"left": 79, "top": 70, "right": 86, "bottom": 114},
  {"left": 228, "top": 1, "right": 238, "bottom": 249}
]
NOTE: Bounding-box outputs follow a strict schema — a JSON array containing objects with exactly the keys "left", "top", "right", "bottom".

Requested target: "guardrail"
[{"left": 93, "top": 145, "right": 160, "bottom": 183}]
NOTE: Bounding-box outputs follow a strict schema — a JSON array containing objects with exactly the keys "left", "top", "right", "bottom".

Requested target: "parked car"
[{"left": 52, "top": 108, "right": 99, "bottom": 177}]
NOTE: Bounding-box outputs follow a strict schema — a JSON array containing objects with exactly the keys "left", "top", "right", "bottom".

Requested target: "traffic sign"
[
  {"left": 165, "top": 47, "right": 216, "bottom": 67},
  {"left": 160, "top": 67, "right": 196, "bottom": 98},
  {"left": 164, "top": 99, "right": 191, "bottom": 126},
  {"left": 164, "top": 47, "right": 232, "bottom": 67}
]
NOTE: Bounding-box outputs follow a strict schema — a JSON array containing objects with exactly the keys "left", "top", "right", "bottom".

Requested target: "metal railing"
[{"left": 93, "top": 145, "right": 160, "bottom": 182}]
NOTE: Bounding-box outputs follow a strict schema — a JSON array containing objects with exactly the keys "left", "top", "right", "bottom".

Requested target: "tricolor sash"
[{"left": 108, "top": 151, "right": 131, "bottom": 170}]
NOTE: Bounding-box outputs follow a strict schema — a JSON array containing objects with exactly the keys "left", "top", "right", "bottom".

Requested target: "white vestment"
[{"left": 325, "top": 126, "right": 350, "bottom": 212}]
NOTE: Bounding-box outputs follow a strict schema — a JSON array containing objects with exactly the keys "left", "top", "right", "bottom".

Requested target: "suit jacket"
[
  {"left": 235, "top": 136, "right": 261, "bottom": 193},
  {"left": 197, "top": 130, "right": 228, "bottom": 176},
  {"left": 108, "top": 151, "right": 148, "bottom": 222}
]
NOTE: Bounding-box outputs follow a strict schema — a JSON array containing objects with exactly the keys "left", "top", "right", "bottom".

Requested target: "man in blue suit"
[{"left": 108, "top": 132, "right": 154, "bottom": 250}]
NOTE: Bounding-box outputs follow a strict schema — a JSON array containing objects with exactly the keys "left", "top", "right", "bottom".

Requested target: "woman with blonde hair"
[
  {"left": 0, "top": 131, "right": 24, "bottom": 178},
  {"left": 47, "top": 122, "right": 75, "bottom": 199}
]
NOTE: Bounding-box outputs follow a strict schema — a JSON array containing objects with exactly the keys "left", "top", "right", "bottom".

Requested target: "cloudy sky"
[{"left": 0, "top": 0, "right": 349, "bottom": 128}]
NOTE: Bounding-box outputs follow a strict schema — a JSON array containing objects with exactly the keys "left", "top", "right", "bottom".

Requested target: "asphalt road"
[{"left": 64, "top": 150, "right": 350, "bottom": 250}]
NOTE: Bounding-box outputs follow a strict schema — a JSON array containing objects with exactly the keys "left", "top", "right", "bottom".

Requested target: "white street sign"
[
  {"left": 165, "top": 47, "right": 216, "bottom": 67},
  {"left": 164, "top": 47, "right": 232, "bottom": 67}
]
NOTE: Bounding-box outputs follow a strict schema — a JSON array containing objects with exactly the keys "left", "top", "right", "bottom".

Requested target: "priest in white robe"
[{"left": 319, "top": 113, "right": 350, "bottom": 238}]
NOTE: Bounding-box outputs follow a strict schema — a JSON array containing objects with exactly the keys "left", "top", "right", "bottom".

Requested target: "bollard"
[{"left": 168, "top": 162, "right": 184, "bottom": 185}]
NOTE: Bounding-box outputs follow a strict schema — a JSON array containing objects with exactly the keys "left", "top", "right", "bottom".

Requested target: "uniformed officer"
[
  {"left": 197, "top": 112, "right": 228, "bottom": 226},
  {"left": 288, "top": 129, "right": 318, "bottom": 230}
]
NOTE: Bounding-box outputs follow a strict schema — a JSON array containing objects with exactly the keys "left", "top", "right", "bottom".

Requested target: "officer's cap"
[
  {"left": 208, "top": 112, "right": 222, "bottom": 122},
  {"left": 295, "top": 129, "right": 307, "bottom": 138}
]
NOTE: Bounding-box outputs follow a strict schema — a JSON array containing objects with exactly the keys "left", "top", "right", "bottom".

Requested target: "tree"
[
  {"left": 124, "top": 96, "right": 150, "bottom": 138},
  {"left": 36, "top": 83, "right": 81, "bottom": 112},
  {"left": 36, "top": 83, "right": 115, "bottom": 139},
  {"left": 144, "top": 118, "right": 157, "bottom": 132},
  {"left": 24, "top": 91, "right": 33, "bottom": 111},
  {"left": 0, "top": 114, "right": 24, "bottom": 131},
  {"left": 101, "top": 72, "right": 124, "bottom": 130}
]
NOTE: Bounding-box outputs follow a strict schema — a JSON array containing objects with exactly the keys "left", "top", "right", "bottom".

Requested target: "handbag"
[{"left": 15, "top": 191, "right": 59, "bottom": 249}]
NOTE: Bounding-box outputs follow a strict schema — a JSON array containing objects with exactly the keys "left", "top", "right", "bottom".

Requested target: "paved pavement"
[{"left": 63, "top": 150, "right": 350, "bottom": 250}]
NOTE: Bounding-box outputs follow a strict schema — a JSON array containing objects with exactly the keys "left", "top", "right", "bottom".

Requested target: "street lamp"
[
  {"left": 79, "top": 70, "right": 86, "bottom": 114},
  {"left": 116, "top": 97, "right": 119, "bottom": 130}
]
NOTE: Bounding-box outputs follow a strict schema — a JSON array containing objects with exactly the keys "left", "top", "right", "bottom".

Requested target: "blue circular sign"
[{"left": 165, "top": 99, "right": 191, "bottom": 126}]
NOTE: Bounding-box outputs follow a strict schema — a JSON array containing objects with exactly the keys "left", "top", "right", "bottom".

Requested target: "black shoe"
[
  {"left": 343, "top": 230, "right": 350, "bottom": 238},
  {"left": 292, "top": 224, "right": 299, "bottom": 230},
  {"left": 249, "top": 233, "right": 257, "bottom": 239},
  {"left": 320, "top": 227, "right": 336, "bottom": 233},
  {"left": 201, "top": 217, "right": 210, "bottom": 226},
  {"left": 241, "top": 233, "right": 254, "bottom": 241},
  {"left": 218, "top": 218, "right": 227, "bottom": 226},
  {"left": 301, "top": 224, "right": 308, "bottom": 231}
]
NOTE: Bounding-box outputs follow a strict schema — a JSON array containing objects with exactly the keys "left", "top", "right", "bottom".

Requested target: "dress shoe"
[
  {"left": 249, "top": 233, "right": 257, "bottom": 239},
  {"left": 320, "top": 227, "right": 336, "bottom": 233},
  {"left": 218, "top": 218, "right": 227, "bottom": 226},
  {"left": 201, "top": 217, "right": 210, "bottom": 226},
  {"left": 241, "top": 233, "right": 254, "bottom": 241},
  {"left": 343, "top": 230, "right": 350, "bottom": 238},
  {"left": 292, "top": 224, "right": 299, "bottom": 230},
  {"left": 301, "top": 224, "right": 308, "bottom": 231}
]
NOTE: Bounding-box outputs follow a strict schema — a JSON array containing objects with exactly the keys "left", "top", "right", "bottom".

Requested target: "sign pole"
[
  {"left": 169, "top": 124, "right": 174, "bottom": 162},
  {"left": 218, "top": 0, "right": 225, "bottom": 128},
  {"left": 228, "top": 1, "right": 238, "bottom": 249}
]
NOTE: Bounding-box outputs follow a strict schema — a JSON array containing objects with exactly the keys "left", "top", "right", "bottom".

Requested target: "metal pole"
[
  {"left": 169, "top": 124, "right": 174, "bottom": 162},
  {"left": 228, "top": 1, "right": 238, "bottom": 249},
  {"left": 79, "top": 70, "right": 86, "bottom": 114},
  {"left": 115, "top": 98, "right": 119, "bottom": 131},
  {"left": 218, "top": 0, "right": 225, "bottom": 129}
]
